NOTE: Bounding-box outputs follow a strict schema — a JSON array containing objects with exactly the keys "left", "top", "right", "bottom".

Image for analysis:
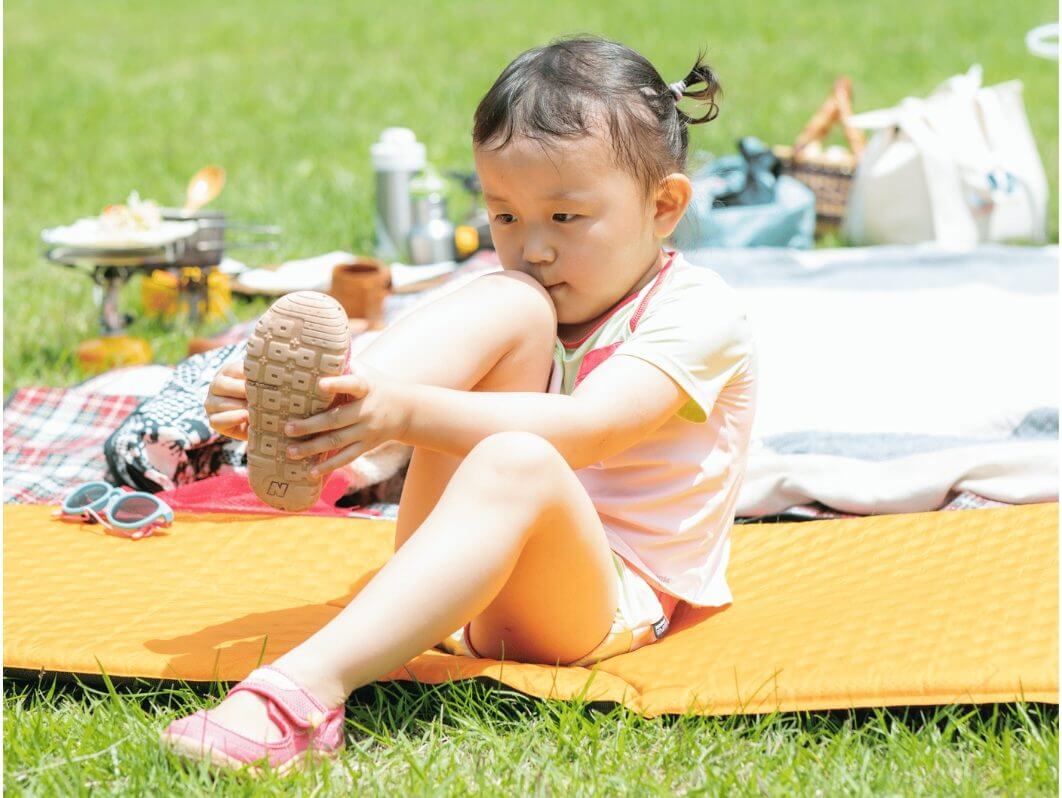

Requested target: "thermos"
[
  {"left": 407, "top": 178, "right": 457, "bottom": 265},
  {"left": 371, "top": 128, "right": 426, "bottom": 263}
]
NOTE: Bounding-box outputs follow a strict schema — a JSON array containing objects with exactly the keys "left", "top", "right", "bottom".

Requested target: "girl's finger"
[
  {"left": 212, "top": 374, "right": 247, "bottom": 399},
  {"left": 310, "top": 441, "right": 369, "bottom": 477},
  {"left": 209, "top": 409, "right": 249, "bottom": 429},
  {"left": 205, "top": 397, "right": 248, "bottom": 415},
  {"left": 288, "top": 423, "right": 365, "bottom": 460},
  {"left": 285, "top": 401, "right": 359, "bottom": 437},
  {"left": 318, "top": 373, "right": 369, "bottom": 399},
  {"left": 221, "top": 359, "right": 245, "bottom": 378}
]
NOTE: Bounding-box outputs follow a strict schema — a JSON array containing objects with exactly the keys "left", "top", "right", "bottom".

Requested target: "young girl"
[{"left": 161, "top": 35, "right": 757, "bottom": 775}]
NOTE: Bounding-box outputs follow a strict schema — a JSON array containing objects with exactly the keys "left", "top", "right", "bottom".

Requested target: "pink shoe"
[
  {"left": 244, "top": 291, "right": 352, "bottom": 513},
  {"left": 159, "top": 665, "right": 346, "bottom": 777}
]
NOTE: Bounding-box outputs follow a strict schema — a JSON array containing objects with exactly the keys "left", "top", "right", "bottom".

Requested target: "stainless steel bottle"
[
  {"left": 371, "top": 128, "right": 426, "bottom": 263},
  {"left": 407, "top": 190, "right": 456, "bottom": 265}
]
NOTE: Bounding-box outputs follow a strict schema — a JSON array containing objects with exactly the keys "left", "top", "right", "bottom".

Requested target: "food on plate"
[{"left": 99, "top": 191, "right": 162, "bottom": 232}]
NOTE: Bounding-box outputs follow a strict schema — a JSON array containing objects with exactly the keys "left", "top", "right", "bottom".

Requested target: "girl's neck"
[{"left": 557, "top": 248, "right": 666, "bottom": 343}]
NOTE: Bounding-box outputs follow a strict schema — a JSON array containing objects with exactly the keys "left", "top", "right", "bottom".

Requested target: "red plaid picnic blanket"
[{"left": 3, "top": 387, "right": 141, "bottom": 504}]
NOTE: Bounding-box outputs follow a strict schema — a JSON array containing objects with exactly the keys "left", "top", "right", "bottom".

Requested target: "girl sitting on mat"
[{"left": 162, "top": 35, "right": 758, "bottom": 774}]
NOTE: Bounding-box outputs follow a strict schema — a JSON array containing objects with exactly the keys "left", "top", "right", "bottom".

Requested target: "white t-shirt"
[{"left": 547, "top": 249, "right": 758, "bottom": 607}]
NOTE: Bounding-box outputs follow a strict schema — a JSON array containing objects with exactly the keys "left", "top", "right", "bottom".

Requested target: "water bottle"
[
  {"left": 407, "top": 173, "right": 457, "bottom": 265},
  {"left": 371, "top": 128, "right": 426, "bottom": 262}
]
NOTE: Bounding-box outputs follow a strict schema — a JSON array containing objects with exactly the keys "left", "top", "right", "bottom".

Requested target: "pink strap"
[{"left": 226, "top": 666, "right": 333, "bottom": 731}]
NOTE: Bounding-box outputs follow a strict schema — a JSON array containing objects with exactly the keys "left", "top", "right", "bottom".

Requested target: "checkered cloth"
[{"left": 3, "top": 387, "right": 141, "bottom": 504}]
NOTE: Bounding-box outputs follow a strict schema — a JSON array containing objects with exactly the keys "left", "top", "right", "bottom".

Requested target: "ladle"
[{"left": 183, "top": 165, "right": 226, "bottom": 213}]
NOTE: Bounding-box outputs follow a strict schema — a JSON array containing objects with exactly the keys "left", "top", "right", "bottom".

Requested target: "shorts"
[{"left": 434, "top": 551, "right": 681, "bottom": 667}]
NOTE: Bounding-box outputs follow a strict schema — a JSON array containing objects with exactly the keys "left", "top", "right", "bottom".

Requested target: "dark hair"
[{"left": 472, "top": 36, "right": 722, "bottom": 201}]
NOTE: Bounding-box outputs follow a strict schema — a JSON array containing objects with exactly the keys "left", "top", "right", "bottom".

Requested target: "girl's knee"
[
  {"left": 466, "top": 431, "right": 567, "bottom": 488},
  {"left": 478, "top": 270, "right": 557, "bottom": 342}
]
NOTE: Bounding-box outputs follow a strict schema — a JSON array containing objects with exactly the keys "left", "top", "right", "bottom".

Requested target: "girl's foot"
[{"left": 160, "top": 665, "right": 346, "bottom": 776}]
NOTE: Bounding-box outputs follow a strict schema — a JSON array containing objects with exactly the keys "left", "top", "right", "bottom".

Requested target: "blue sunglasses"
[{"left": 59, "top": 481, "right": 173, "bottom": 539}]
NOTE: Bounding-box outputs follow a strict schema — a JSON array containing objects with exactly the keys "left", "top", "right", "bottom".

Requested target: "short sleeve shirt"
[{"left": 548, "top": 249, "right": 758, "bottom": 607}]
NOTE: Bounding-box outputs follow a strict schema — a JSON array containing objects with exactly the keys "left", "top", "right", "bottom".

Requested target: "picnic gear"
[
  {"left": 232, "top": 251, "right": 356, "bottom": 296},
  {"left": 41, "top": 217, "right": 197, "bottom": 251},
  {"left": 407, "top": 175, "right": 457, "bottom": 265},
  {"left": 75, "top": 335, "right": 154, "bottom": 374},
  {"left": 773, "top": 76, "right": 867, "bottom": 234},
  {"left": 92, "top": 339, "right": 409, "bottom": 510},
  {"left": 74, "top": 364, "right": 175, "bottom": 397},
  {"left": 670, "top": 138, "right": 817, "bottom": 248},
  {"left": 141, "top": 267, "right": 233, "bottom": 324},
  {"left": 244, "top": 291, "right": 352, "bottom": 512},
  {"left": 841, "top": 64, "right": 1049, "bottom": 247},
  {"left": 436, "top": 550, "right": 682, "bottom": 666},
  {"left": 682, "top": 243, "right": 1058, "bottom": 516},
  {"left": 56, "top": 481, "right": 173, "bottom": 538},
  {"left": 3, "top": 387, "right": 142, "bottom": 504},
  {"left": 42, "top": 202, "right": 277, "bottom": 335},
  {"left": 182, "top": 165, "right": 226, "bottom": 213},
  {"left": 154, "top": 471, "right": 367, "bottom": 518},
  {"left": 4, "top": 502, "right": 1055, "bottom": 717},
  {"left": 160, "top": 664, "right": 346, "bottom": 776},
  {"left": 372, "top": 127, "right": 427, "bottom": 263},
  {"left": 447, "top": 169, "right": 495, "bottom": 255},
  {"left": 103, "top": 343, "right": 248, "bottom": 492},
  {"left": 328, "top": 257, "right": 391, "bottom": 327}
]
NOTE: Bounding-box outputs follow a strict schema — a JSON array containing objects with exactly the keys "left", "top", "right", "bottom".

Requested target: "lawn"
[{"left": 4, "top": 0, "right": 1059, "bottom": 793}]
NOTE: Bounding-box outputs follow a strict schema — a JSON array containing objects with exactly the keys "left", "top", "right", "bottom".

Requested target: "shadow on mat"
[{"left": 139, "top": 568, "right": 381, "bottom": 678}]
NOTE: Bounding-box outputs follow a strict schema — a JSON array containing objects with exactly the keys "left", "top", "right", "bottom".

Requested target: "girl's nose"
[{"left": 522, "top": 234, "right": 556, "bottom": 266}]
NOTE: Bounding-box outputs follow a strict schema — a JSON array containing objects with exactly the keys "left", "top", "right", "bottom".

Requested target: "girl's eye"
[
  {"left": 553, "top": 213, "right": 579, "bottom": 223},
  {"left": 493, "top": 214, "right": 516, "bottom": 224}
]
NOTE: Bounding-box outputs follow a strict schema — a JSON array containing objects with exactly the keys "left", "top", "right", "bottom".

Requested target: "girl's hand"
[
  {"left": 284, "top": 362, "right": 412, "bottom": 476},
  {"left": 204, "top": 359, "right": 249, "bottom": 441}
]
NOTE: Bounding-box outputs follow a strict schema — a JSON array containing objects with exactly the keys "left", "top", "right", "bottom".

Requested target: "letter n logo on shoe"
[{"left": 268, "top": 481, "right": 289, "bottom": 498}]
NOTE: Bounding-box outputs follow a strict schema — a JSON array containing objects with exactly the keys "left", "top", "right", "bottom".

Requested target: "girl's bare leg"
[{"left": 206, "top": 272, "right": 618, "bottom": 741}]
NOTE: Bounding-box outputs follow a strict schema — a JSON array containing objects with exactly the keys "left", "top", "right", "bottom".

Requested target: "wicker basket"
[{"left": 774, "top": 77, "right": 867, "bottom": 234}]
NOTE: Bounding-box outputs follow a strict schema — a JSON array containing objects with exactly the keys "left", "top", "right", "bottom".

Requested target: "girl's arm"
[
  {"left": 400, "top": 354, "right": 689, "bottom": 469},
  {"left": 288, "top": 353, "right": 689, "bottom": 473}
]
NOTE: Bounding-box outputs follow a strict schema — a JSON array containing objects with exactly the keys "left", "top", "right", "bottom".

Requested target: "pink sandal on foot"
[{"left": 159, "top": 664, "right": 346, "bottom": 777}]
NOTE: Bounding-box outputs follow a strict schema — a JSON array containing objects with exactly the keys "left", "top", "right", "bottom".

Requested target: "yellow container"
[
  {"left": 76, "top": 336, "right": 154, "bottom": 374},
  {"left": 141, "top": 268, "right": 232, "bottom": 322}
]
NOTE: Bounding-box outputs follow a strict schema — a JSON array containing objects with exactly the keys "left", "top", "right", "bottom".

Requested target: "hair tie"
[{"left": 668, "top": 80, "right": 686, "bottom": 102}]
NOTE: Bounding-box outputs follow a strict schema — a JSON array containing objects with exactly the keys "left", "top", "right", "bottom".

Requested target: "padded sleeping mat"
[{"left": 4, "top": 502, "right": 1057, "bottom": 717}]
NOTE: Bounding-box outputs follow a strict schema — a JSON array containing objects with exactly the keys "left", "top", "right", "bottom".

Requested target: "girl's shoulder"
[{"left": 647, "top": 253, "right": 746, "bottom": 319}]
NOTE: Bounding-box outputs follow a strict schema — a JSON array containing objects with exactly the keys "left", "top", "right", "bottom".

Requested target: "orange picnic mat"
[{"left": 4, "top": 502, "right": 1057, "bottom": 717}]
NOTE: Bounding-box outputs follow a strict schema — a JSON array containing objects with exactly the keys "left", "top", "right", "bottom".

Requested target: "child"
[{"left": 161, "top": 35, "right": 757, "bottom": 775}]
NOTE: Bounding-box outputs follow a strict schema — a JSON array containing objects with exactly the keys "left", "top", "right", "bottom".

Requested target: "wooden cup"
[{"left": 328, "top": 258, "right": 391, "bottom": 329}]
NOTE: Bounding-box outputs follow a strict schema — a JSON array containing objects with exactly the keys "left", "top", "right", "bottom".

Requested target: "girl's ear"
[{"left": 651, "top": 173, "right": 693, "bottom": 238}]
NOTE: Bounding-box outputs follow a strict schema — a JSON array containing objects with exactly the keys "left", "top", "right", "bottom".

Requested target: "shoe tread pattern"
[{"left": 244, "top": 291, "right": 349, "bottom": 511}]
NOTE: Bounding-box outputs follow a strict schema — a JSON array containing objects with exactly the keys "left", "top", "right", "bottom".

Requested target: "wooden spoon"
[{"left": 183, "top": 165, "right": 226, "bottom": 213}]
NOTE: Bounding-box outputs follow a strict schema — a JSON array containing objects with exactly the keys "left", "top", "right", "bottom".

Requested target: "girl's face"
[{"left": 474, "top": 131, "right": 681, "bottom": 329}]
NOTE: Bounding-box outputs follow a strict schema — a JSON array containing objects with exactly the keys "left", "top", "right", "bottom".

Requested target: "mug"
[{"left": 328, "top": 257, "right": 391, "bottom": 328}]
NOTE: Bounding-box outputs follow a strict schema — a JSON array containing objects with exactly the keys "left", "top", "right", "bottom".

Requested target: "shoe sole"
[
  {"left": 244, "top": 291, "right": 350, "bottom": 512},
  {"left": 160, "top": 729, "right": 342, "bottom": 777}
]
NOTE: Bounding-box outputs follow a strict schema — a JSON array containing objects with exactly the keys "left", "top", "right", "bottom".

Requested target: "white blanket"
[{"left": 684, "top": 243, "right": 1059, "bottom": 515}]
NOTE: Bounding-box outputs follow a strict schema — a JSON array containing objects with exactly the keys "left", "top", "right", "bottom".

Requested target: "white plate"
[{"left": 41, "top": 218, "right": 198, "bottom": 250}]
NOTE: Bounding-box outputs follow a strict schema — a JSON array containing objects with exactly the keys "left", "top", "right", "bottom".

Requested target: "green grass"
[
  {"left": 3, "top": 0, "right": 1058, "bottom": 392},
  {"left": 4, "top": 676, "right": 1058, "bottom": 796},
  {"left": 4, "top": 1, "right": 1058, "bottom": 792}
]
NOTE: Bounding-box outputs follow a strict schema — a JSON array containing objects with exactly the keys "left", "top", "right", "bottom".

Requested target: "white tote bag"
[{"left": 842, "top": 65, "right": 1048, "bottom": 247}]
